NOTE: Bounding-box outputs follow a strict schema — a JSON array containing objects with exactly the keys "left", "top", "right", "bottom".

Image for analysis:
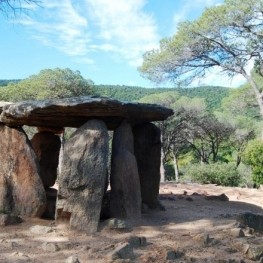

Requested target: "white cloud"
[
  {"left": 18, "top": 0, "right": 91, "bottom": 58},
  {"left": 84, "top": 0, "right": 159, "bottom": 66},
  {"left": 17, "top": 0, "right": 159, "bottom": 68}
]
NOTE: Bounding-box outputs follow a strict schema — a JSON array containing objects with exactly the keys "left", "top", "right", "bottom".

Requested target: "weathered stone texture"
[
  {"left": 57, "top": 119, "right": 109, "bottom": 233},
  {"left": 0, "top": 124, "right": 46, "bottom": 216},
  {"left": 110, "top": 122, "right": 141, "bottom": 219},
  {"left": 31, "top": 132, "right": 61, "bottom": 187},
  {"left": 0, "top": 97, "right": 173, "bottom": 129},
  {"left": 133, "top": 123, "right": 161, "bottom": 209}
]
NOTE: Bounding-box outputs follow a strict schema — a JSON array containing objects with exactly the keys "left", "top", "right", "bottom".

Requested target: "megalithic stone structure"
[
  {"left": 0, "top": 97, "right": 173, "bottom": 232},
  {"left": 56, "top": 119, "right": 109, "bottom": 233}
]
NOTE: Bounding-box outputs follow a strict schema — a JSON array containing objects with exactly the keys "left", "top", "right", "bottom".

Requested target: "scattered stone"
[
  {"left": 237, "top": 212, "right": 263, "bottom": 232},
  {"left": 133, "top": 123, "right": 162, "bottom": 209},
  {"left": 41, "top": 242, "right": 60, "bottom": 252},
  {"left": 103, "top": 218, "right": 130, "bottom": 230},
  {"left": 57, "top": 120, "right": 109, "bottom": 233},
  {"left": 245, "top": 244, "right": 263, "bottom": 260},
  {"left": 185, "top": 197, "right": 194, "bottom": 201},
  {"left": 65, "top": 255, "right": 80, "bottom": 263},
  {"left": 0, "top": 214, "right": 22, "bottom": 226},
  {"left": 165, "top": 248, "right": 184, "bottom": 260},
  {"left": 193, "top": 233, "right": 213, "bottom": 246},
  {"left": 230, "top": 228, "right": 245, "bottom": 238},
  {"left": 205, "top": 193, "right": 229, "bottom": 201},
  {"left": 107, "top": 242, "right": 134, "bottom": 260},
  {"left": 126, "top": 236, "right": 147, "bottom": 248},
  {"left": 30, "top": 225, "right": 53, "bottom": 234}
]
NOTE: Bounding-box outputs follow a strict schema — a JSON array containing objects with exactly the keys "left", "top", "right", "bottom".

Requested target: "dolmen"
[{"left": 0, "top": 96, "right": 173, "bottom": 233}]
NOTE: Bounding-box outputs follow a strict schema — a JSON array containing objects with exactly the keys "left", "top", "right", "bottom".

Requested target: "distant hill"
[
  {"left": 0, "top": 79, "right": 21, "bottom": 87},
  {"left": 0, "top": 80, "right": 230, "bottom": 111},
  {"left": 94, "top": 85, "right": 230, "bottom": 111}
]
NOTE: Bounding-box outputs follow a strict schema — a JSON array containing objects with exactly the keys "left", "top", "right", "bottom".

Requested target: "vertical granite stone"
[
  {"left": 133, "top": 123, "right": 161, "bottom": 209},
  {"left": 31, "top": 132, "right": 61, "bottom": 187},
  {"left": 110, "top": 122, "right": 141, "bottom": 219},
  {"left": 0, "top": 124, "right": 46, "bottom": 216},
  {"left": 56, "top": 120, "right": 109, "bottom": 233}
]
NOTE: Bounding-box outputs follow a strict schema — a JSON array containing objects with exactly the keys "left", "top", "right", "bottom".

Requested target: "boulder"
[
  {"left": 237, "top": 212, "right": 263, "bottom": 232},
  {"left": 31, "top": 132, "right": 61, "bottom": 187},
  {"left": 110, "top": 122, "right": 141, "bottom": 219},
  {"left": 0, "top": 96, "right": 173, "bottom": 129},
  {"left": 0, "top": 124, "right": 46, "bottom": 217},
  {"left": 56, "top": 119, "right": 109, "bottom": 233},
  {"left": 133, "top": 123, "right": 162, "bottom": 209}
]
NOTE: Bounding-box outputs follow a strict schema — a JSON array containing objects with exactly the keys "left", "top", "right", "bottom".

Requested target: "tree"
[
  {"left": 243, "top": 139, "right": 263, "bottom": 185},
  {"left": 185, "top": 115, "right": 234, "bottom": 164},
  {"left": 0, "top": 0, "right": 40, "bottom": 17},
  {"left": 139, "top": 0, "right": 263, "bottom": 118},
  {"left": 0, "top": 68, "right": 94, "bottom": 101}
]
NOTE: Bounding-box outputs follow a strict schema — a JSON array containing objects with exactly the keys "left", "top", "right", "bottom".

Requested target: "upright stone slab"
[
  {"left": 56, "top": 120, "right": 109, "bottom": 233},
  {"left": 31, "top": 132, "right": 61, "bottom": 187},
  {"left": 0, "top": 124, "right": 46, "bottom": 217},
  {"left": 110, "top": 122, "right": 141, "bottom": 219},
  {"left": 133, "top": 123, "right": 161, "bottom": 209}
]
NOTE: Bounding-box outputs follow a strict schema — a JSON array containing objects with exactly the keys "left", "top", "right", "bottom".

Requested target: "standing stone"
[
  {"left": 31, "top": 132, "right": 61, "bottom": 187},
  {"left": 110, "top": 122, "right": 141, "bottom": 219},
  {"left": 56, "top": 120, "right": 109, "bottom": 233},
  {"left": 133, "top": 123, "right": 161, "bottom": 209},
  {"left": 0, "top": 124, "right": 46, "bottom": 217}
]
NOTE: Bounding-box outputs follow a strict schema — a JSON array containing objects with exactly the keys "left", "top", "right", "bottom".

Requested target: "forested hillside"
[
  {"left": 94, "top": 85, "right": 230, "bottom": 111},
  {"left": 0, "top": 79, "right": 21, "bottom": 87}
]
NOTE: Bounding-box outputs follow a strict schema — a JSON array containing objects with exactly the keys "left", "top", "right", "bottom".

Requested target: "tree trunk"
[
  {"left": 172, "top": 152, "right": 179, "bottom": 182},
  {"left": 160, "top": 145, "right": 166, "bottom": 182}
]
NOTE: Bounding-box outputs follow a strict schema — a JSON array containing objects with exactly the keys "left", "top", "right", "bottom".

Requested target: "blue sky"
[{"left": 0, "top": 0, "right": 246, "bottom": 88}]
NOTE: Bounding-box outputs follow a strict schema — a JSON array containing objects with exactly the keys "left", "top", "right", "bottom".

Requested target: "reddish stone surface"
[{"left": 0, "top": 124, "right": 46, "bottom": 217}]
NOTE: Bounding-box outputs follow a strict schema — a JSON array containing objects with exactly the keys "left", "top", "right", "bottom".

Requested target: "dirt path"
[{"left": 1, "top": 183, "right": 263, "bottom": 263}]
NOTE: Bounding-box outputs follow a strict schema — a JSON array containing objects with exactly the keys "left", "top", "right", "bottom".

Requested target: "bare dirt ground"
[{"left": 1, "top": 183, "right": 263, "bottom": 263}]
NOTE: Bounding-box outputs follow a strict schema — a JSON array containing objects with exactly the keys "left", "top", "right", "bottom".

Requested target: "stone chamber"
[{"left": 0, "top": 96, "right": 173, "bottom": 233}]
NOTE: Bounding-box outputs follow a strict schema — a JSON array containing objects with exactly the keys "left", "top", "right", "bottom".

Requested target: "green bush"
[
  {"left": 243, "top": 139, "right": 263, "bottom": 186},
  {"left": 184, "top": 163, "right": 241, "bottom": 186}
]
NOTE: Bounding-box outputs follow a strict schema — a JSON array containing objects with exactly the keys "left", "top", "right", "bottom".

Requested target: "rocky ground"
[{"left": 1, "top": 183, "right": 263, "bottom": 263}]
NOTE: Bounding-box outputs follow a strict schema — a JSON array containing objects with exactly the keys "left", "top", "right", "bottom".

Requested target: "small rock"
[
  {"left": 166, "top": 249, "right": 184, "bottom": 260},
  {"left": 246, "top": 244, "right": 263, "bottom": 260},
  {"left": 8, "top": 241, "right": 18, "bottom": 248},
  {"left": 185, "top": 197, "right": 193, "bottom": 201},
  {"left": 107, "top": 242, "right": 134, "bottom": 260},
  {"left": 65, "top": 255, "right": 80, "bottom": 263},
  {"left": 30, "top": 225, "right": 53, "bottom": 234},
  {"left": 103, "top": 218, "right": 130, "bottom": 229},
  {"left": 230, "top": 228, "right": 245, "bottom": 238},
  {"left": 126, "top": 236, "right": 147, "bottom": 247},
  {"left": 237, "top": 212, "right": 263, "bottom": 232},
  {"left": 0, "top": 214, "right": 22, "bottom": 226},
  {"left": 41, "top": 242, "right": 60, "bottom": 252},
  {"left": 205, "top": 193, "right": 229, "bottom": 201},
  {"left": 193, "top": 233, "right": 211, "bottom": 246}
]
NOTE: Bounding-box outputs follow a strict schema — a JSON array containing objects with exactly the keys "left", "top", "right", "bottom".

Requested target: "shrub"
[
  {"left": 243, "top": 139, "right": 263, "bottom": 186},
  {"left": 184, "top": 163, "right": 241, "bottom": 186}
]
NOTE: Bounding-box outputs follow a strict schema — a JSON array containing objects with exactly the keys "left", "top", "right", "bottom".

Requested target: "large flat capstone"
[{"left": 0, "top": 96, "right": 173, "bottom": 129}]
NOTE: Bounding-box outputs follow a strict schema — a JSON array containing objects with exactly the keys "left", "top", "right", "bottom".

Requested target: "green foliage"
[
  {"left": 0, "top": 68, "right": 94, "bottom": 102},
  {"left": 0, "top": 79, "right": 21, "bottom": 87},
  {"left": 184, "top": 163, "right": 241, "bottom": 186},
  {"left": 140, "top": 0, "right": 263, "bottom": 86},
  {"left": 243, "top": 140, "right": 263, "bottom": 185},
  {"left": 95, "top": 85, "right": 229, "bottom": 112}
]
